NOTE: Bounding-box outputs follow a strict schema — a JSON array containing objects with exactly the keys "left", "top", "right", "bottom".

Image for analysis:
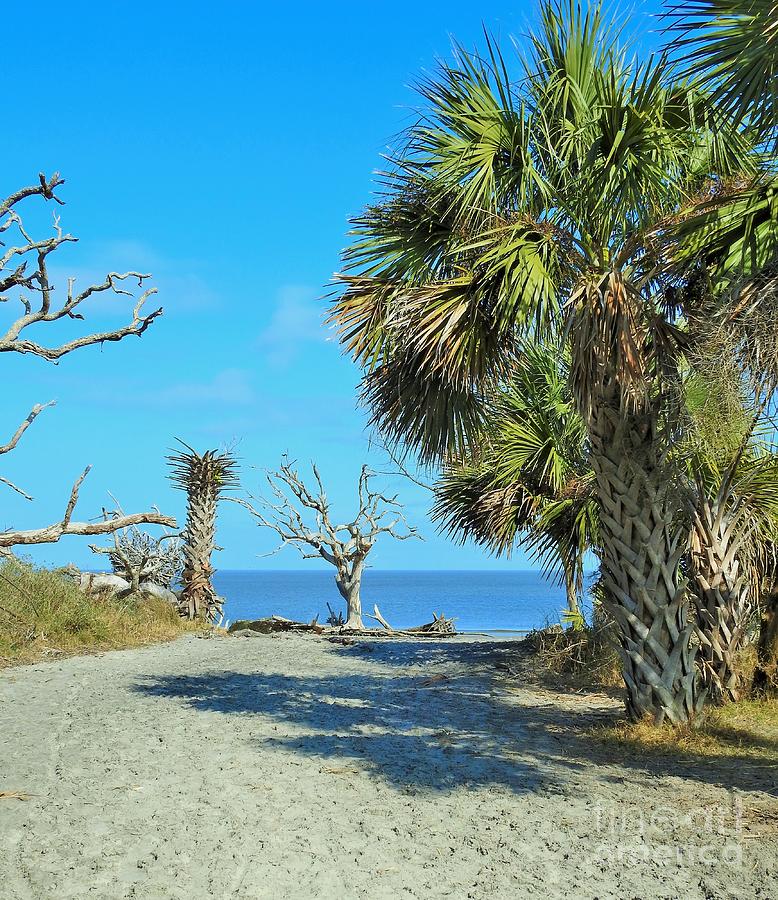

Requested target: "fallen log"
[
  {"left": 405, "top": 611, "right": 456, "bottom": 634},
  {"left": 227, "top": 608, "right": 456, "bottom": 638},
  {"left": 229, "top": 616, "right": 324, "bottom": 635}
]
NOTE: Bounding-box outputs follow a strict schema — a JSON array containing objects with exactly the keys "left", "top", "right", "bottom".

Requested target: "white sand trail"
[{"left": 0, "top": 633, "right": 775, "bottom": 899}]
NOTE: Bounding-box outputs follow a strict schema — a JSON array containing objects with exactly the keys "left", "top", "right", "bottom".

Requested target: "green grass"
[{"left": 0, "top": 559, "right": 198, "bottom": 667}]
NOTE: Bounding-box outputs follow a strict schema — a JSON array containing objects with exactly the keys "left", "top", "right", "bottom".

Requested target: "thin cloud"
[
  {"left": 154, "top": 368, "right": 256, "bottom": 407},
  {"left": 256, "top": 285, "right": 328, "bottom": 368}
]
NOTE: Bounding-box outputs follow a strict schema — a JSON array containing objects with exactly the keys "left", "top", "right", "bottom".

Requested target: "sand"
[{"left": 0, "top": 633, "right": 775, "bottom": 899}]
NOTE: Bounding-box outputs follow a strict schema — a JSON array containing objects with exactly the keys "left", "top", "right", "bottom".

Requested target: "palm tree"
[
  {"left": 689, "top": 452, "right": 778, "bottom": 701},
  {"left": 678, "top": 359, "right": 778, "bottom": 701},
  {"left": 664, "top": 2, "right": 778, "bottom": 702},
  {"left": 329, "top": 0, "right": 761, "bottom": 722},
  {"left": 432, "top": 344, "right": 597, "bottom": 618},
  {"left": 168, "top": 443, "right": 239, "bottom": 621}
]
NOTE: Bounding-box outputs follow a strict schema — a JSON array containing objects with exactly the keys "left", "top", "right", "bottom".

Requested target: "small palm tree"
[
  {"left": 679, "top": 360, "right": 778, "bottom": 701},
  {"left": 168, "top": 442, "right": 239, "bottom": 621},
  {"left": 432, "top": 344, "right": 598, "bottom": 617}
]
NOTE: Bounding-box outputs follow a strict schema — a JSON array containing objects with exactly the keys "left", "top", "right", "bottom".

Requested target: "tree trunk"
[
  {"left": 589, "top": 403, "right": 699, "bottom": 725},
  {"left": 752, "top": 587, "right": 778, "bottom": 698},
  {"left": 690, "top": 499, "right": 751, "bottom": 703},
  {"left": 563, "top": 563, "right": 580, "bottom": 618},
  {"left": 181, "top": 489, "right": 218, "bottom": 621},
  {"left": 336, "top": 561, "right": 364, "bottom": 629}
]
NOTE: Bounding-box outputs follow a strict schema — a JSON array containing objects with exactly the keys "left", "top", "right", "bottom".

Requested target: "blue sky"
[{"left": 1, "top": 0, "right": 663, "bottom": 571}]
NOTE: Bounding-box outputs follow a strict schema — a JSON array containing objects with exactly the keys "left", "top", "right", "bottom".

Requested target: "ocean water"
[{"left": 213, "top": 569, "right": 583, "bottom": 633}]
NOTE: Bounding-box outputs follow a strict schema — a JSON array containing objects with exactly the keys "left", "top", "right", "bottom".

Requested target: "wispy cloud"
[
  {"left": 256, "top": 284, "right": 328, "bottom": 368},
  {"left": 154, "top": 368, "right": 255, "bottom": 407}
]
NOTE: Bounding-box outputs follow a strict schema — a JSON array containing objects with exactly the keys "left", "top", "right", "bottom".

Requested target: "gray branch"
[
  {"left": 0, "top": 466, "right": 176, "bottom": 548},
  {"left": 232, "top": 455, "right": 419, "bottom": 575},
  {"left": 0, "top": 401, "right": 56, "bottom": 455},
  {"left": 0, "top": 174, "right": 163, "bottom": 361}
]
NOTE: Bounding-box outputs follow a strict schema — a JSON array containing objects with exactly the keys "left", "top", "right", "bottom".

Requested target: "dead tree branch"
[
  {"left": 89, "top": 518, "right": 182, "bottom": 596},
  {"left": 0, "top": 401, "right": 56, "bottom": 455},
  {"left": 368, "top": 433, "right": 434, "bottom": 492},
  {"left": 0, "top": 466, "right": 176, "bottom": 547},
  {"left": 0, "top": 401, "right": 57, "bottom": 501},
  {"left": 0, "top": 174, "right": 173, "bottom": 551},
  {"left": 0, "top": 173, "right": 163, "bottom": 361}
]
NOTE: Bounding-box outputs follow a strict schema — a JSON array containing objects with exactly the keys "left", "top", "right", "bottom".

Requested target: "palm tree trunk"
[
  {"left": 181, "top": 489, "right": 218, "bottom": 621},
  {"left": 589, "top": 404, "right": 699, "bottom": 724},
  {"left": 169, "top": 445, "right": 237, "bottom": 623},
  {"left": 563, "top": 562, "right": 580, "bottom": 618},
  {"left": 690, "top": 499, "right": 751, "bottom": 703},
  {"left": 753, "top": 586, "right": 778, "bottom": 698}
]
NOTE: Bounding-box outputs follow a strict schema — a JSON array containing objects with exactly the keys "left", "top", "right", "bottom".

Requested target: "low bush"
[
  {"left": 526, "top": 618, "right": 622, "bottom": 689},
  {"left": 594, "top": 698, "right": 778, "bottom": 762}
]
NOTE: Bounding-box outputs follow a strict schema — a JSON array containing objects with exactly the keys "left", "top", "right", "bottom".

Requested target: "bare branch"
[
  {"left": 0, "top": 401, "right": 55, "bottom": 455},
  {"left": 0, "top": 467, "right": 176, "bottom": 548},
  {"left": 0, "top": 475, "right": 33, "bottom": 501},
  {"left": 234, "top": 459, "right": 419, "bottom": 583},
  {"left": 0, "top": 174, "right": 163, "bottom": 362},
  {"left": 368, "top": 433, "right": 434, "bottom": 492},
  {"left": 0, "top": 173, "right": 65, "bottom": 222}
]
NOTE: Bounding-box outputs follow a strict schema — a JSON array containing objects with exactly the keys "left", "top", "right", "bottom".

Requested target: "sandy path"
[{"left": 0, "top": 634, "right": 775, "bottom": 900}]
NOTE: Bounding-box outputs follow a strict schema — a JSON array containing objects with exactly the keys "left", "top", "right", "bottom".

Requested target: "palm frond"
[
  {"left": 360, "top": 358, "right": 489, "bottom": 463},
  {"left": 168, "top": 441, "right": 240, "bottom": 496},
  {"left": 670, "top": 176, "right": 778, "bottom": 274},
  {"left": 664, "top": 0, "right": 778, "bottom": 149}
]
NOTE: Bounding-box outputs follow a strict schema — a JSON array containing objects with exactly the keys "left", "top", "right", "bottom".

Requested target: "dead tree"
[
  {"left": 0, "top": 466, "right": 175, "bottom": 549},
  {"left": 89, "top": 520, "right": 183, "bottom": 595},
  {"left": 234, "top": 457, "right": 418, "bottom": 629},
  {"left": 0, "top": 173, "right": 172, "bottom": 549}
]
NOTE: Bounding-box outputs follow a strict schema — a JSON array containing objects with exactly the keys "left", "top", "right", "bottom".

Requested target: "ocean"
[{"left": 213, "top": 569, "right": 586, "bottom": 633}]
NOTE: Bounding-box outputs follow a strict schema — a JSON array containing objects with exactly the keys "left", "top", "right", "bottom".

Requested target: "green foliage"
[
  {"left": 664, "top": 0, "right": 778, "bottom": 151},
  {"left": 432, "top": 343, "right": 598, "bottom": 597},
  {"left": 168, "top": 441, "right": 240, "bottom": 497},
  {"left": 560, "top": 607, "right": 587, "bottom": 631},
  {"left": 329, "top": 0, "right": 762, "bottom": 462}
]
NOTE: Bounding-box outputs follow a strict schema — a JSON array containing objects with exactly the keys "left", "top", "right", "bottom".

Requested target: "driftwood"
[
  {"left": 228, "top": 605, "right": 456, "bottom": 639},
  {"left": 364, "top": 603, "right": 456, "bottom": 636},
  {"left": 75, "top": 571, "right": 179, "bottom": 605},
  {"left": 228, "top": 615, "right": 324, "bottom": 635}
]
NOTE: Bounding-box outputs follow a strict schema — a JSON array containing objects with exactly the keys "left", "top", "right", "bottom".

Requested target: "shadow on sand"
[{"left": 132, "top": 639, "right": 777, "bottom": 798}]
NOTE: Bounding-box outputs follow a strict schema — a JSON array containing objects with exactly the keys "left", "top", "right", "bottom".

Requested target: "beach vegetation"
[
  {"left": 329, "top": 0, "right": 776, "bottom": 724},
  {"left": 168, "top": 442, "right": 240, "bottom": 622},
  {"left": 432, "top": 343, "right": 597, "bottom": 618},
  {"left": 0, "top": 559, "right": 196, "bottom": 668}
]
